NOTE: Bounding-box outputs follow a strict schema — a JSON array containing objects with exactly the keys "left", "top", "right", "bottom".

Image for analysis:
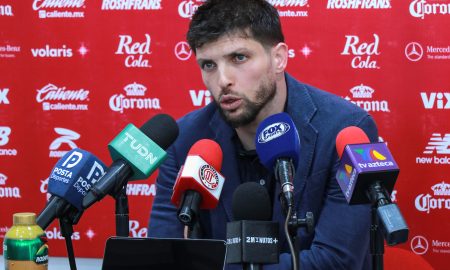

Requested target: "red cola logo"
[{"left": 199, "top": 164, "right": 219, "bottom": 190}]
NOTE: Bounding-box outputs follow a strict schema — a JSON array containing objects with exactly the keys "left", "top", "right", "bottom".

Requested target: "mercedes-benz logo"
[
  {"left": 410, "top": 235, "right": 429, "bottom": 255},
  {"left": 405, "top": 42, "right": 423, "bottom": 62},
  {"left": 175, "top": 41, "right": 192, "bottom": 61}
]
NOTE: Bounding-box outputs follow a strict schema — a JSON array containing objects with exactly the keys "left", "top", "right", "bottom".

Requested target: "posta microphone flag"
[
  {"left": 335, "top": 126, "right": 399, "bottom": 204},
  {"left": 171, "top": 139, "right": 224, "bottom": 210},
  {"left": 37, "top": 148, "right": 107, "bottom": 229},
  {"left": 82, "top": 114, "right": 179, "bottom": 209}
]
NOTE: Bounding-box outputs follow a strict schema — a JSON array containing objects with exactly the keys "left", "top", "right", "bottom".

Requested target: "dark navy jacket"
[{"left": 149, "top": 74, "right": 377, "bottom": 269}]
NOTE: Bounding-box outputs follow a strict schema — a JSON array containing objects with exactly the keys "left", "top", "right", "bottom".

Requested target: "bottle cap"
[{"left": 13, "top": 212, "right": 37, "bottom": 225}]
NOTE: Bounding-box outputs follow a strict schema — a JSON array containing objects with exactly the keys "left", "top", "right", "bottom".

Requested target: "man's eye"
[
  {"left": 234, "top": 54, "right": 247, "bottom": 62},
  {"left": 202, "top": 62, "right": 216, "bottom": 71}
]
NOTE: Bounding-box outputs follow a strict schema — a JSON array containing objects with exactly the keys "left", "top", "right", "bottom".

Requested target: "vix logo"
[
  {"left": 354, "top": 148, "right": 387, "bottom": 161},
  {"left": 421, "top": 92, "right": 450, "bottom": 109}
]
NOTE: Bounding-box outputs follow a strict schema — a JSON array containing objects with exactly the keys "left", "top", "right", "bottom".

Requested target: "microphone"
[
  {"left": 335, "top": 126, "right": 408, "bottom": 245},
  {"left": 37, "top": 148, "right": 107, "bottom": 230},
  {"left": 171, "top": 139, "right": 225, "bottom": 229},
  {"left": 226, "top": 182, "right": 279, "bottom": 269},
  {"left": 82, "top": 114, "right": 179, "bottom": 209},
  {"left": 255, "top": 112, "right": 300, "bottom": 210}
]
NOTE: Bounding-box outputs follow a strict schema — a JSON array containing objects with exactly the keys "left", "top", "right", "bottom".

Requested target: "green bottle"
[{"left": 3, "top": 213, "right": 48, "bottom": 270}]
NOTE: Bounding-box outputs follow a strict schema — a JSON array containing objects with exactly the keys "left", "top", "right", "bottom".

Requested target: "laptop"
[{"left": 102, "top": 237, "right": 227, "bottom": 270}]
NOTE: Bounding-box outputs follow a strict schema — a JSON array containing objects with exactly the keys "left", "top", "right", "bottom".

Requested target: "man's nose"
[{"left": 217, "top": 65, "right": 233, "bottom": 90}]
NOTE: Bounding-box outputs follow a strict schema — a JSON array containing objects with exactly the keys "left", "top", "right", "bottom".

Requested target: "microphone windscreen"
[
  {"left": 232, "top": 182, "right": 272, "bottom": 221},
  {"left": 188, "top": 139, "right": 223, "bottom": 171},
  {"left": 255, "top": 112, "right": 300, "bottom": 171},
  {"left": 140, "top": 114, "right": 179, "bottom": 150},
  {"left": 336, "top": 126, "right": 370, "bottom": 158}
]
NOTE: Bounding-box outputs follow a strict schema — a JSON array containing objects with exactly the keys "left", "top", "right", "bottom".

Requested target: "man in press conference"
[{"left": 149, "top": 0, "right": 378, "bottom": 269}]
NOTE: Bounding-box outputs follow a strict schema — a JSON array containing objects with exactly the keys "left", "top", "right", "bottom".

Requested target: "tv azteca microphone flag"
[{"left": 336, "top": 142, "right": 399, "bottom": 204}]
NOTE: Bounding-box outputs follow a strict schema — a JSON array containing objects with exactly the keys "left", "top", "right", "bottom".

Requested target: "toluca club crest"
[{"left": 199, "top": 164, "right": 219, "bottom": 190}]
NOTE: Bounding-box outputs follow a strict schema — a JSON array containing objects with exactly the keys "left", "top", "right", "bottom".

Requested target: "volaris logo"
[{"left": 354, "top": 148, "right": 386, "bottom": 161}]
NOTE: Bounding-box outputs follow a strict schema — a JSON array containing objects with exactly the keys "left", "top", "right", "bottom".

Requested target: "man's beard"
[{"left": 217, "top": 81, "right": 277, "bottom": 128}]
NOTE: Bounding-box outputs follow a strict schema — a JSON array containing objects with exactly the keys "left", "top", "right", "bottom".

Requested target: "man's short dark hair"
[{"left": 187, "top": 0, "right": 284, "bottom": 53}]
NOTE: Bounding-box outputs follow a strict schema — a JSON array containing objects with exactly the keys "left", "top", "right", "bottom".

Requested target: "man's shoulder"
[{"left": 177, "top": 102, "right": 218, "bottom": 131}]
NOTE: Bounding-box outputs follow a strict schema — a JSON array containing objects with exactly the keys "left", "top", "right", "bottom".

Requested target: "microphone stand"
[
  {"left": 114, "top": 185, "right": 130, "bottom": 237},
  {"left": 178, "top": 190, "right": 202, "bottom": 239}
]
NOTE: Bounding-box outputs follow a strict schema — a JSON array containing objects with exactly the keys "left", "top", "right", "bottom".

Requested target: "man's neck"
[{"left": 235, "top": 76, "right": 287, "bottom": 150}]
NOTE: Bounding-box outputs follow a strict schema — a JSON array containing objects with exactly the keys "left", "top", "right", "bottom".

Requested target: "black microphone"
[{"left": 226, "top": 182, "right": 279, "bottom": 270}]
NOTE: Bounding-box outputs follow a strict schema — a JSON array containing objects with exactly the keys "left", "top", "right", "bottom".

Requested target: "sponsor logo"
[
  {"left": 269, "top": 0, "right": 309, "bottom": 18},
  {"left": 341, "top": 34, "right": 380, "bottom": 69},
  {"left": 116, "top": 34, "right": 152, "bottom": 68},
  {"left": 411, "top": 235, "right": 429, "bottom": 255},
  {"left": 36, "top": 83, "right": 89, "bottom": 111},
  {"left": 405, "top": 41, "right": 450, "bottom": 61},
  {"left": 409, "top": 0, "right": 450, "bottom": 19},
  {"left": 109, "top": 82, "right": 161, "bottom": 113},
  {"left": 85, "top": 229, "right": 95, "bottom": 240},
  {"left": 0, "top": 173, "right": 21, "bottom": 199},
  {"left": 101, "top": 0, "right": 162, "bottom": 10},
  {"left": 121, "top": 132, "right": 159, "bottom": 163},
  {"left": 190, "top": 90, "right": 212, "bottom": 107},
  {"left": 45, "top": 227, "right": 80, "bottom": 240},
  {"left": 178, "top": 0, "right": 202, "bottom": 19},
  {"left": 416, "top": 133, "right": 450, "bottom": 165},
  {"left": 127, "top": 183, "right": 156, "bottom": 196},
  {"left": 258, "top": 122, "right": 291, "bottom": 143},
  {"left": 0, "top": 5, "right": 13, "bottom": 16},
  {"left": 245, "top": 236, "right": 279, "bottom": 244},
  {"left": 0, "top": 44, "right": 21, "bottom": 58},
  {"left": 0, "top": 88, "right": 9, "bottom": 105},
  {"left": 421, "top": 92, "right": 450, "bottom": 109},
  {"left": 129, "top": 220, "right": 148, "bottom": 237},
  {"left": 31, "top": 45, "right": 73, "bottom": 58},
  {"left": 175, "top": 41, "right": 192, "bottom": 61},
  {"left": 353, "top": 148, "right": 393, "bottom": 169},
  {"left": 33, "top": 0, "right": 86, "bottom": 19},
  {"left": 415, "top": 181, "right": 450, "bottom": 213},
  {"left": 199, "top": 164, "right": 219, "bottom": 190},
  {"left": 40, "top": 178, "right": 51, "bottom": 201},
  {"left": 0, "top": 127, "right": 18, "bottom": 156},
  {"left": 327, "top": 0, "right": 391, "bottom": 9},
  {"left": 345, "top": 84, "right": 390, "bottom": 112},
  {"left": 49, "top": 128, "right": 80, "bottom": 158}
]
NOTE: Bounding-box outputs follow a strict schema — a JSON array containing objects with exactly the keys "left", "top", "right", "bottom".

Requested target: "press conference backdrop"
[{"left": 0, "top": 1, "right": 449, "bottom": 269}]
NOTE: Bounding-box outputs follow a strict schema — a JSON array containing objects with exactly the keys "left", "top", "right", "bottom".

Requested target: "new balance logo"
[
  {"left": 424, "top": 133, "right": 450, "bottom": 154},
  {"left": 421, "top": 92, "right": 450, "bottom": 109}
]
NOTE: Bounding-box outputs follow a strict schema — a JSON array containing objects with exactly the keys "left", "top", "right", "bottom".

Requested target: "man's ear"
[{"left": 272, "top": 42, "right": 288, "bottom": 73}]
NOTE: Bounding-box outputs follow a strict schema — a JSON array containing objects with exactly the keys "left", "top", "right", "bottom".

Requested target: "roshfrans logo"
[
  {"left": 199, "top": 164, "right": 219, "bottom": 190},
  {"left": 416, "top": 133, "right": 450, "bottom": 165},
  {"left": 126, "top": 183, "right": 156, "bottom": 196},
  {"left": 415, "top": 181, "right": 450, "bottom": 213},
  {"left": 101, "top": 0, "right": 162, "bottom": 10},
  {"left": 0, "top": 126, "right": 18, "bottom": 156},
  {"left": 327, "top": 0, "right": 391, "bottom": 9},
  {"left": 341, "top": 34, "right": 381, "bottom": 69},
  {"left": 49, "top": 128, "right": 80, "bottom": 158},
  {"left": 258, "top": 122, "right": 290, "bottom": 143},
  {"left": 421, "top": 92, "right": 450, "bottom": 109},
  {"left": 345, "top": 84, "right": 390, "bottom": 112},
  {"left": 0, "top": 173, "right": 22, "bottom": 199},
  {"left": 268, "top": 0, "right": 309, "bottom": 18},
  {"left": 409, "top": 0, "right": 450, "bottom": 19},
  {"left": 115, "top": 34, "right": 152, "bottom": 68},
  {"left": 33, "top": 0, "right": 86, "bottom": 19},
  {"left": 178, "top": 0, "right": 203, "bottom": 19},
  {"left": 0, "top": 5, "right": 13, "bottom": 16},
  {"left": 36, "top": 83, "right": 89, "bottom": 111},
  {"left": 109, "top": 82, "right": 161, "bottom": 113}
]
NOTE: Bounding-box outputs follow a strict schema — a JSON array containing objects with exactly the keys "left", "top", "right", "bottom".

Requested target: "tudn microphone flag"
[
  {"left": 82, "top": 114, "right": 179, "bottom": 209},
  {"left": 37, "top": 148, "right": 107, "bottom": 230}
]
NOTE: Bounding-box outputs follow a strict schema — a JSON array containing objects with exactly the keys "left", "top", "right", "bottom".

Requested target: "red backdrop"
[{"left": 1, "top": 1, "right": 449, "bottom": 269}]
